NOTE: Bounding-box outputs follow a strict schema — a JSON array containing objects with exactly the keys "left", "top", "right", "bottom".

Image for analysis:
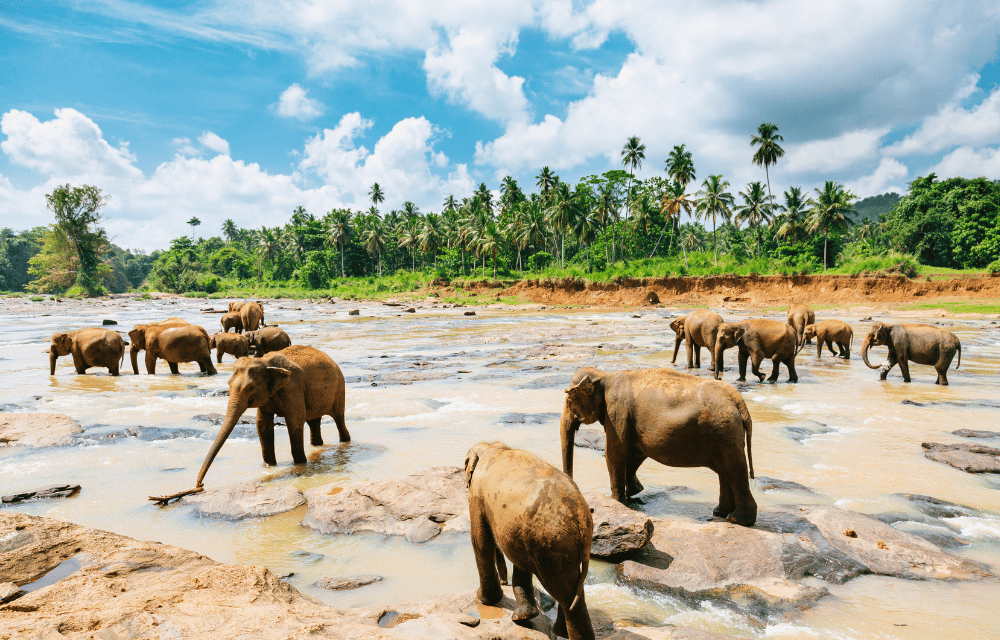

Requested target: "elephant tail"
[
  {"left": 742, "top": 402, "right": 754, "bottom": 479},
  {"left": 956, "top": 341, "right": 961, "bottom": 370},
  {"left": 569, "top": 556, "right": 589, "bottom": 611}
]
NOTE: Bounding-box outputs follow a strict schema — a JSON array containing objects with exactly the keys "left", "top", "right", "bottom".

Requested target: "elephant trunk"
[
  {"left": 130, "top": 346, "right": 140, "bottom": 375},
  {"left": 560, "top": 405, "right": 579, "bottom": 478},
  {"left": 671, "top": 335, "right": 682, "bottom": 364},
  {"left": 49, "top": 350, "right": 57, "bottom": 375},
  {"left": 861, "top": 335, "right": 879, "bottom": 370},
  {"left": 713, "top": 343, "right": 725, "bottom": 379},
  {"left": 195, "top": 396, "right": 249, "bottom": 487}
]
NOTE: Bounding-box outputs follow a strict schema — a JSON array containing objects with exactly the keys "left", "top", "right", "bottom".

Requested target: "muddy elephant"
[
  {"left": 209, "top": 332, "right": 249, "bottom": 363},
  {"left": 561, "top": 366, "right": 756, "bottom": 526},
  {"left": 465, "top": 442, "right": 594, "bottom": 640},
  {"left": 49, "top": 328, "right": 126, "bottom": 376},
  {"left": 195, "top": 345, "right": 348, "bottom": 487},
  {"left": 671, "top": 308, "right": 724, "bottom": 370},
  {"left": 246, "top": 326, "right": 291, "bottom": 357},
  {"left": 220, "top": 312, "right": 243, "bottom": 334},
  {"left": 228, "top": 301, "right": 246, "bottom": 313},
  {"left": 240, "top": 301, "right": 264, "bottom": 332},
  {"left": 129, "top": 322, "right": 217, "bottom": 375},
  {"left": 714, "top": 319, "right": 799, "bottom": 383},
  {"left": 862, "top": 321, "right": 961, "bottom": 385},
  {"left": 804, "top": 320, "right": 853, "bottom": 359},
  {"left": 787, "top": 303, "right": 816, "bottom": 346}
]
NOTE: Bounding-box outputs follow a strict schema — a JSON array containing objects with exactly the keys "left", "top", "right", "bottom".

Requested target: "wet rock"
[
  {"left": 609, "top": 626, "right": 737, "bottom": 639},
  {"left": 404, "top": 308, "right": 416, "bottom": 313},
  {"left": 913, "top": 532, "right": 971, "bottom": 548},
  {"left": 953, "top": 429, "right": 1000, "bottom": 439},
  {"left": 192, "top": 412, "right": 254, "bottom": 426},
  {"left": 783, "top": 421, "right": 834, "bottom": 443},
  {"left": 345, "top": 375, "right": 377, "bottom": 384},
  {"left": 289, "top": 549, "right": 325, "bottom": 563},
  {"left": 405, "top": 517, "right": 443, "bottom": 543},
  {"left": 349, "top": 309, "right": 360, "bottom": 315},
  {"left": 302, "top": 467, "right": 470, "bottom": 539},
  {"left": 498, "top": 412, "right": 560, "bottom": 425},
  {"left": 130, "top": 426, "right": 205, "bottom": 441},
  {"left": 377, "top": 371, "right": 450, "bottom": 384},
  {"left": 597, "top": 342, "right": 637, "bottom": 351},
  {"left": 585, "top": 492, "right": 653, "bottom": 557},
  {"left": 515, "top": 374, "right": 567, "bottom": 390},
  {"left": 182, "top": 482, "right": 305, "bottom": 520},
  {"left": 0, "top": 412, "right": 83, "bottom": 447},
  {"left": 575, "top": 428, "right": 607, "bottom": 452},
  {"left": 102, "top": 319, "right": 117, "bottom": 325},
  {"left": 2, "top": 484, "right": 81, "bottom": 504},
  {"left": 922, "top": 442, "right": 1000, "bottom": 473},
  {"left": 904, "top": 399, "right": 1000, "bottom": 409},
  {"left": 464, "top": 311, "right": 476, "bottom": 316},
  {"left": 317, "top": 574, "right": 383, "bottom": 591},
  {"left": 894, "top": 493, "right": 982, "bottom": 519},
  {"left": 755, "top": 477, "right": 815, "bottom": 494}
]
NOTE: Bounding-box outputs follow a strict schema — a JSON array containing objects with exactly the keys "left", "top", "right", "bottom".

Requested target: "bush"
[
  {"left": 197, "top": 274, "right": 221, "bottom": 294},
  {"left": 527, "top": 252, "right": 553, "bottom": 271},
  {"left": 183, "top": 291, "right": 209, "bottom": 298},
  {"left": 988, "top": 259, "right": 1000, "bottom": 275},
  {"left": 29, "top": 295, "right": 44, "bottom": 301}
]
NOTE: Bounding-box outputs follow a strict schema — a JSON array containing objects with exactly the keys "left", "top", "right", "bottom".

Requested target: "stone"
[
  {"left": 2, "top": 484, "right": 81, "bottom": 504},
  {"left": 464, "top": 311, "right": 476, "bottom": 316},
  {"left": 0, "top": 581, "right": 22, "bottom": 604},
  {"left": 922, "top": 442, "right": 1000, "bottom": 473},
  {"left": 894, "top": 493, "right": 981, "bottom": 519},
  {"left": 755, "top": 476, "right": 815, "bottom": 494},
  {"left": 377, "top": 371, "right": 450, "bottom": 384},
  {"left": 498, "top": 412, "right": 560, "bottom": 425},
  {"left": 609, "top": 626, "right": 737, "bottom": 639},
  {"left": 349, "top": 309, "right": 360, "bottom": 315},
  {"left": 575, "top": 428, "right": 607, "bottom": 452},
  {"left": 182, "top": 482, "right": 305, "bottom": 520},
  {"left": 102, "top": 319, "right": 117, "bottom": 325},
  {"left": 129, "top": 426, "right": 205, "bottom": 441},
  {"left": 404, "top": 308, "right": 416, "bottom": 313},
  {"left": 289, "top": 549, "right": 325, "bottom": 563},
  {"left": 585, "top": 492, "right": 653, "bottom": 557},
  {"left": 952, "top": 429, "right": 1000, "bottom": 439},
  {"left": 0, "top": 412, "right": 83, "bottom": 447},
  {"left": 406, "top": 516, "right": 444, "bottom": 543},
  {"left": 316, "top": 575, "right": 383, "bottom": 591}
]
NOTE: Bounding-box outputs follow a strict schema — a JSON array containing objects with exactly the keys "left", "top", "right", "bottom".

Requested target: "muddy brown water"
[{"left": 1, "top": 297, "right": 999, "bottom": 638}]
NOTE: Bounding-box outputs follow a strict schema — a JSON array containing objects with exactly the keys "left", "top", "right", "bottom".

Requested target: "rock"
[
  {"left": 302, "top": 467, "right": 470, "bottom": 538},
  {"left": 182, "top": 482, "right": 305, "bottom": 519},
  {"left": 0, "top": 412, "right": 83, "bottom": 447},
  {"left": 498, "top": 412, "right": 561, "bottom": 425},
  {"left": 0, "top": 512, "right": 547, "bottom": 640},
  {"left": 755, "top": 477, "right": 815, "bottom": 494},
  {"left": 0, "top": 581, "right": 22, "bottom": 604},
  {"left": 575, "top": 428, "right": 606, "bottom": 452},
  {"left": 609, "top": 626, "right": 737, "bottom": 639},
  {"left": 349, "top": 309, "right": 360, "bottom": 315},
  {"left": 515, "top": 375, "right": 567, "bottom": 390},
  {"left": 130, "top": 426, "right": 205, "bottom": 441},
  {"left": 952, "top": 429, "right": 1000, "bottom": 439},
  {"left": 783, "top": 421, "right": 834, "bottom": 443},
  {"left": 102, "top": 319, "right": 117, "bottom": 325},
  {"left": 464, "top": 311, "right": 476, "bottom": 316},
  {"left": 406, "top": 516, "right": 444, "bottom": 543},
  {"left": 894, "top": 493, "right": 982, "bottom": 519},
  {"left": 404, "top": 308, "right": 416, "bottom": 313},
  {"left": 289, "top": 549, "right": 325, "bottom": 563},
  {"left": 193, "top": 412, "right": 254, "bottom": 426},
  {"left": 922, "top": 442, "right": 1000, "bottom": 473},
  {"left": 317, "top": 575, "right": 383, "bottom": 591},
  {"left": 2, "top": 484, "right": 80, "bottom": 504},
  {"left": 377, "top": 371, "right": 450, "bottom": 384},
  {"left": 585, "top": 492, "right": 653, "bottom": 557},
  {"left": 645, "top": 291, "right": 660, "bottom": 305}
]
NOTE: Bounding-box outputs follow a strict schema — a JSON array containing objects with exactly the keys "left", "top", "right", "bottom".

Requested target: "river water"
[{"left": 1, "top": 296, "right": 998, "bottom": 639}]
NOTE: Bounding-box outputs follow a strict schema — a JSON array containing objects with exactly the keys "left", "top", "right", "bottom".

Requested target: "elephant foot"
[
  {"left": 726, "top": 509, "right": 757, "bottom": 527},
  {"left": 712, "top": 504, "right": 733, "bottom": 519},
  {"left": 788, "top": 377, "right": 798, "bottom": 383},
  {"left": 511, "top": 587, "right": 540, "bottom": 621},
  {"left": 626, "top": 477, "right": 644, "bottom": 497},
  {"left": 736, "top": 377, "right": 746, "bottom": 382},
  {"left": 477, "top": 585, "right": 503, "bottom": 606}
]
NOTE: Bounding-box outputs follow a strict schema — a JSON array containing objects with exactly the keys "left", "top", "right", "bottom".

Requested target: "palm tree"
[
  {"left": 419, "top": 213, "right": 445, "bottom": 269},
  {"left": 665, "top": 144, "right": 696, "bottom": 187},
  {"left": 808, "top": 180, "right": 857, "bottom": 270},
  {"left": 325, "top": 210, "right": 354, "bottom": 277},
  {"left": 256, "top": 227, "right": 280, "bottom": 281},
  {"left": 402, "top": 201, "right": 419, "bottom": 219},
  {"left": 595, "top": 183, "right": 618, "bottom": 264},
  {"left": 535, "top": 166, "right": 557, "bottom": 201},
  {"left": 475, "top": 183, "right": 494, "bottom": 214},
  {"left": 361, "top": 215, "right": 387, "bottom": 276},
  {"left": 480, "top": 221, "right": 503, "bottom": 278},
  {"left": 396, "top": 217, "right": 419, "bottom": 270},
  {"left": 734, "top": 181, "right": 774, "bottom": 257},
  {"left": 369, "top": 183, "right": 385, "bottom": 212},
  {"left": 696, "top": 175, "right": 735, "bottom": 265},
  {"left": 572, "top": 208, "right": 600, "bottom": 272},
  {"left": 545, "top": 182, "right": 579, "bottom": 267},
  {"left": 443, "top": 194, "right": 458, "bottom": 213},
  {"left": 516, "top": 200, "right": 547, "bottom": 272},
  {"left": 775, "top": 186, "right": 810, "bottom": 244},
  {"left": 656, "top": 181, "right": 697, "bottom": 266},
  {"left": 222, "top": 219, "right": 238, "bottom": 244},
  {"left": 618, "top": 136, "right": 646, "bottom": 263},
  {"left": 500, "top": 176, "right": 522, "bottom": 213},
  {"left": 187, "top": 216, "right": 201, "bottom": 240},
  {"left": 751, "top": 123, "right": 785, "bottom": 213}
]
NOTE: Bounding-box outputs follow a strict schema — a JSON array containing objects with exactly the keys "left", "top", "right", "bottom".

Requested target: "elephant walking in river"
[{"left": 862, "top": 321, "right": 961, "bottom": 385}]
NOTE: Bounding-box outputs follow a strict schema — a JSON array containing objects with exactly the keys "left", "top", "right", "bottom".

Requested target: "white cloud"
[
  {"left": 886, "top": 81, "right": 1000, "bottom": 157},
  {"left": 783, "top": 128, "right": 890, "bottom": 174},
  {"left": 171, "top": 137, "right": 200, "bottom": 156},
  {"left": 845, "top": 158, "right": 909, "bottom": 198},
  {"left": 197, "top": 131, "right": 230, "bottom": 156},
  {"left": 928, "top": 146, "right": 1000, "bottom": 180},
  {"left": 275, "top": 83, "right": 324, "bottom": 120}
]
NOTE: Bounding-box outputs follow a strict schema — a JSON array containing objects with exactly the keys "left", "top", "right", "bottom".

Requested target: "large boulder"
[
  {"left": 922, "top": 442, "right": 1000, "bottom": 473},
  {"left": 585, "top": 492, "right": 653, "bottom": 557},
  {"left": 182, "top": 482, "right": 305, "bottom": 519},
  {"left": 0, "top": 412, "right": 82, "bottom": 447}
]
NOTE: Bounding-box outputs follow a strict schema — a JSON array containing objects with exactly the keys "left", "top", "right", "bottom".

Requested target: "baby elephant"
[
  {"left": 803, "top": 320, "right": 853, "bottom": 359},
  {"left": 209, "top": 332, "right": 249, "bottom": 363},
  {"left": 246, "top": 327, "right": 291, "bottom": 357},
  {"left": 465, "top": 442, "right": 594, "bottom": 640},
  {"left": 50, "top": 328, "right": 126, "bottom": 375}
]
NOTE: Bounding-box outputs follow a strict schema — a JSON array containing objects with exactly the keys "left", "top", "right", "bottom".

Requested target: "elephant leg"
[
  {"left": 878, "top": 351, "right": 898, "bottom": 380},
  {"left": 495, "top": 544, "right": 508, "bottom": 585},
  {"left": 826, "top": 340, "right": 837, "bottom": 356},
  {"left": 816, "top": 340, "right": 822, "bottom": 358},
  {"left": 331, "top": 410, "right": 350, "bottom": 442},
  {"left": 723, "top": 456, "right": 757, "bottom": 527},
  {"left": 737, "top": 346, "right": 749, "bottom": 382},
  {"left": 511, "top": 566, "right": 540, "bottom": 621},
  {"left": 713, "top": 468, "right": 735, "bottom": 519},
  {"left": 201, "top": 358, "right": 217, "bottom": 375},
  {"left": 471, "top": 506, "right": 503, "bottom": 605},
  {"left": 750, "top": 352, "right": 766, "bottom": 382},
  {"left": 626, "top": 450, "right": 646, "bottom": 497},
  {"left": 561, "top": 596, "right": 595, "bottom": 640},
  {"left": 109, "top": 361, "right": 119, "bottom": 376},
  {"left": 785, "top": 356, "right": 798, "bottom": 383},
  {"left": 604, "top": 432, "right": 630, "bottom": 503},
  {"left": 257, "top": 412, "right": 277, "bottom": 466},
  {"left": 145, "top": 351, "right": 157, "bottom": 375},
  {"left": 693, "top": 344, "right": 701, "bottom": 368},
  {"left": 168, "top": 361, "right": 180, "bottom": 375},
  {"left": 306, "top": 418, "right": 323, "bottom": 447},
  {"left": 286, "top": 412, "right": 308, "bottom": 464},
  {"left": 897, "top": 354, "right": 912, "bottom": 383},
  {"left": 685, "top": 337, "right": 695, "bottom": 368},
  {"left": 216, "top": 347, "right": 224, "bottom": 364},
  {"left": 541, "top": 562, "right": 594, "bottom": 640}
]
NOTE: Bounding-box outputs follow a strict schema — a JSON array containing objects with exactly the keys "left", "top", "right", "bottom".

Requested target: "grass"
[
  {"left": 902, "top": 301, "right": 1000, "bottom": 315},
  {"left": 29, "top": 296, "right": 44, "bottom": 302}
]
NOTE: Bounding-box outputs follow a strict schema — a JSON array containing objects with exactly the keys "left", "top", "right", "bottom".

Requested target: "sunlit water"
[{"left": 2, "top": 296, "right": 999, "bottom": 639}]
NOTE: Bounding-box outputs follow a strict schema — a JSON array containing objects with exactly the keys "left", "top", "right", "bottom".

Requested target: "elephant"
[
  {"left": 195, "top": 345, "right": 348, "bottom": 487},
  {"left": 246, "top": 326, "right": 291, "bottom": 357},
  {"left": 228, "top": 301, "right": 246, "bottom": 313},
  {"left": 671, "top": 308, "right": 724, "bottom": 370},
  {"left": 803, "top": 320, "right": 854, "bottom": 359},
  {"left": 787, "top": 303, "right": 816, "bottom": 346},
  {"left": 862, "top": 321, "right": 961, "bottom": 385},
  {"left": 240, "top": 301, "right": 264, "bottom": 332},
  {"left": 220, "top": 312, "right": 244, "bottom": 334},
  {"left": 465, "top": 442, "right": 594, "bottom": 640},
  {"left": 49, "top": 328, "right": 126, "bottom": 376},
  {"left": 209, "top": 332, "right": 249, "bottom": 363},
  {"left": 128, "top": 322, "right": 217, "bottom": 375},
  {"left": 714, "top": 319, "right": 799, "bottom": 383},
  {"left": 561, "top": 366, "right": 756, "bottom": 526}
]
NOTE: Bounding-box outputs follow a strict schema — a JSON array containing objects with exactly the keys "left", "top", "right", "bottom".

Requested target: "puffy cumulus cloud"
[
  {"left": 783, "top": 128, "right": 890, "bottom": 175},
  {"left": 845, "top": 158, "right": 909, "bottom": 198},
  {"left": 886, "top": 81, "right": 1000, "bottom": 157},
  {"left": 171, "top": 137, "right": 201, "bottom": 157},
  {"left": 300, "top": 112, "right": 474, "bottom": 210},
  {"left": 928, "top": 146, "right": 1000, "bottom": 180},
  {"left": 274, "top": 83, "right": 324, "bottom": 120},
  {"left": 197, "top": 131, "right": 230, "bottom": 156}
]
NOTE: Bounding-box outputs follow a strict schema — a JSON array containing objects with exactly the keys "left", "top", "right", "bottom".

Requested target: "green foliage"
[
  {"left": 0, "top": 227, "right": 43, "bottom": 291},
  {"left": 29, "top": 295, "right": 43, "bottom": 301},
  {"left": 45, "top": 184, "right": 110, "bottom": 295},
  {"left": 832, "top": 253, "right": 921, "bottom": 277},
  {"left": 987, "top": 258, "right": 1000, "bottom": 275},
  {"left": 851, "top": 193, "right": 900, "bottom": 222}
]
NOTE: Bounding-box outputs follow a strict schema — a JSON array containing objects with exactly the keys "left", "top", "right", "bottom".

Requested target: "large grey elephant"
[
  {"left": 862, "top": 321, "right": 961, "bottom": 385},
  {"left": 561, "top": 366, "right": 756, "bottom": 526},
  {"left": 714, "top": 319, "right": 799, "bottom": 383},
  {"left": 671, "top": 308, "right": 724, "bottom": 370},
  {"left": 787, "top": 303, "right": 815, "bottom": 346},
  {"left": 49, "top": 328, "right": 126, "bottom": 375},
  {"left": 465, "top": 442, "right": 594, "bottom": 640}
]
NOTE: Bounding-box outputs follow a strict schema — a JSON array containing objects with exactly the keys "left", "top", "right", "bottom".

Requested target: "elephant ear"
[
  {"left": 265, "top": 367, "right": 292, "bottom": 396},
  {"left": 464, "top": 449, "right": 481, "bottom": 488},
  {"left": 670, "top": 319, "right": 684, "bottom": 334},
  {"left": 565, "top": 376, "right": 595, "bottom": 404}
]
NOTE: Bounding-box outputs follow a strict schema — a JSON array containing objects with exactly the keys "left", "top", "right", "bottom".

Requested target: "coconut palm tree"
[
  {"left": 535, "top": 166, "right": 557, "bottom": 202},
  {"left": 545, "top": 182, "right": 580, "bottom": 267},
  {"left": 402, "top": 201, "right": 419, "bottom": 220},
  {"left": 665, "top": 144, "right": 696, "bottom": 187},
  {"left": 187, "top": 216, "right": 201, "bottom": 240},
  {"left": 443, "top": 194, "right": 458, "bottom": 213},
  {"left": 369, "top": 183, "right": 385, "bottom": 212},
  {"left": 222, "top": 219, "right": 238, "bottom": 244},
  {"left": 256, "top": 227, "right": 280, "bottom": 280},
  {"left": 419, "top": 213, "right": 445, "bottom": 269},
  {"left": 808, "top": 180, "right": 857, "bottom": 270},
  {"left": 696, "top": 175, "right": 735, "bottom": 266},
  {"left": 775, "top": 186, "right": 810, "bottom": 244},
  {"left": 572, "top": 208, "right": 600, "bottom": 272},
  {"left": 396, "top": 217, "right": 420, "bottom": 270},
  {"left": 361, "top": 216, "right": 388, "bottom": 276},
  {"left": 619, "top": 136, "right": 646, "bottom": 261},
  {"left": 475, "top": 183, "right": 494, "bottom": 214},
  {"left": 595, "top": 182, "right": 618, "bottom": 264},
  {"left": 656, "top": 181, "right": 697, "bottom": 266},
  {"left": 751, "top": 123, "right": 785, "bottom": 213},
  {"left": 325, "top": 210, "right": 354, "bottom": 277},
  {"left": 734, "top": 181, "right": 774, "bottom": 257},
  {"left": 500, "top": 176, "right": 522, "bottom": 213}
]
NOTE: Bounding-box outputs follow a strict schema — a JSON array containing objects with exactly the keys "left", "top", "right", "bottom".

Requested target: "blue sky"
[{"left": 2, "top": 1, "right": 1000, "bottom": 251}]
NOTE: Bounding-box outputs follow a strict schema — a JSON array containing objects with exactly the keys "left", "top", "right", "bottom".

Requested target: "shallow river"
[{"left": 2, "top": 297, "right": 999, "bottom": 639}]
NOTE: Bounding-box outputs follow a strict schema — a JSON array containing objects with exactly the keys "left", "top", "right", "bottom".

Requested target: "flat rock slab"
[
  {"left": 302, "top": 467, "right": 470, "bottom": 539},
  {"left": 609, "top": 626, "right": 737, "bottom": 639},
  {"left": 585, "top": 492, "right": 653, "bottom": 557},
  {"left": 0, "top": 412, "right": 83, "bottom": 447},
  {"left": 317, "top": 574, "right": 383, "bottom": 591},
  {"left": 952, "top": 429, "right": 1000, "bottom": 439},
  {"left": 183, "top": 482, "right": 305, "bottom": 519},
  {"left": 2, "top": 484, "right": 80, "bottom": 504},
  {"left": 617, "top": 505, "right": 991, "bottom": 619},
  {"left": 755, "top": 476, "right": 815, "bottom": 494},
  {"left": 922, "top": 442, "right": 1000, "bottom": 473},
  {"left": 498, "top": 412, "right": 560, "bottom": 425},
  {"left": 575, "top": 427, "right": 607, "bottom": 452}
]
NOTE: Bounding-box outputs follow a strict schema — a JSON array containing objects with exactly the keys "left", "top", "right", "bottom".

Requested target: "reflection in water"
[{"left": 1, "top": 298, "right": 999, "bottom": 638}]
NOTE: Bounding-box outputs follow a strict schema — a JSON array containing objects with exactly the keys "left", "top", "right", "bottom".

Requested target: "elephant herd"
[{"left": 42, "top": 300, "right": 967, "bottom": 640}]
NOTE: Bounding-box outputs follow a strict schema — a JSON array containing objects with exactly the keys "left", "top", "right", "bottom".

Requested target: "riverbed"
[{"left": 1, "top": 296, "right": 998, "bottom": 639}]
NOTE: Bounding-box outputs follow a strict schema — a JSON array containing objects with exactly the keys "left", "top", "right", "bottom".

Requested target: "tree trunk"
[
  {"left": 824, "top": 232, "right": 828, "bottom": 271},
  {"left": 713, "top": 218, "right": 718, "bottom": 266}
]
